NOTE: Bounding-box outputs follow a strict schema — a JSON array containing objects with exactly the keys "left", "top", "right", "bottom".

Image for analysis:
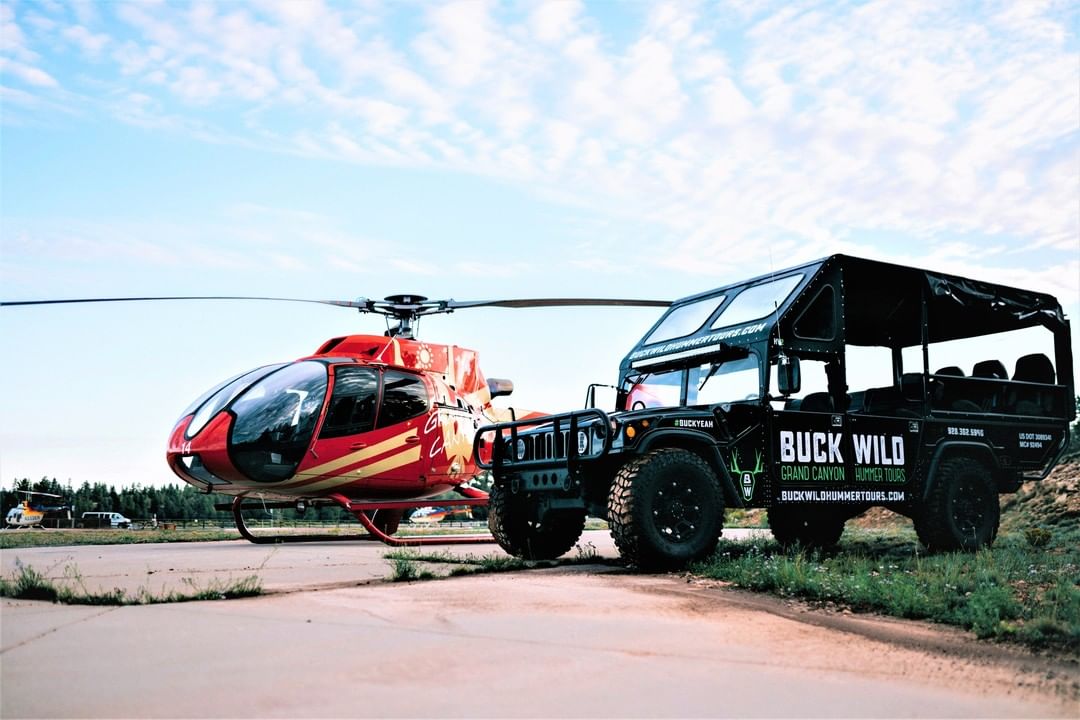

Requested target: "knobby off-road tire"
[
  {"left": 487, "top": 483, "right": 586, "bottom": 560},
  {"left": 915, "top": 456, "right": 999, "bottom": 552},
  {"left": 767, "top": 506, "right": 846, "bottom": 549},
  {"left": 608, "top": 448, "right": 724, "bottom": 569}
]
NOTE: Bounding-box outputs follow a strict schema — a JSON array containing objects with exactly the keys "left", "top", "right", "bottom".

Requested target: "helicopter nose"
[
  {"left": 168, "top": 360, "right": 328, "bottom": 487},
  {"left": 167, "top": 413, "right": 244, "bottom": 489}
]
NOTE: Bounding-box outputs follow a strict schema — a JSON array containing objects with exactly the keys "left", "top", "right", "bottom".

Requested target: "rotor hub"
[{"left": 383, "top": 294, "right": 428, "bottom": 306}]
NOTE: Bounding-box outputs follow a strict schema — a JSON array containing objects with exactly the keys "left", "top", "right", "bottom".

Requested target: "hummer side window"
[
  {"left": 793, "top": 285, "right": 837, "bottom": 341},
  {"left": 769, "top": 357, "right": 831, "bottom": 410}
]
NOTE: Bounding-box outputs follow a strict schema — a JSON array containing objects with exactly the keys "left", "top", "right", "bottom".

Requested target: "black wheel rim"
[
  {"left": 951, "top": 473, "right": 990, "bottom": 539},
  {"left": 651, "top": 476, "right": 703, "bottom": 544}
]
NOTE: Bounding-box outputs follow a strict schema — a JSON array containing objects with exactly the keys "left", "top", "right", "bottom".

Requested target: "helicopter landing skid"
[
  {"left": 230, "top": 498, "right": 380, "bottom": 544},
  {"left": 230, "top": 493, "right": 494, "bottom": 546},
  {"left": 341, "top": 493, "right": 494, "bottom": 547},
  {"left": 350, "top": 509, "right": 493, "bottom": 546}
]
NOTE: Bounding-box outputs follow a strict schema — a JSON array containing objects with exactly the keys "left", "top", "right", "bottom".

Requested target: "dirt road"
[{"left": 2, "top": 537, "right": 1076, "bottom": 718}]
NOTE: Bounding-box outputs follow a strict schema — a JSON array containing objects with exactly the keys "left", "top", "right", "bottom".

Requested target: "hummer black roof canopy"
[
  {"left": 841, "top": 255, "right": 1066, "bottom": 346},
  {"left": 626, "top": 254, "right": 1070, "bottom": 368}
]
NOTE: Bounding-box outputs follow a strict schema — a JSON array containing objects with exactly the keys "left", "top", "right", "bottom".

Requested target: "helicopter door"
[
  {"left": 368, "top": 370, "right": 431, "bottom": 489},
  {"left": 299, "top": 367, "right": 429, "bottom": 495},
  {"left": 297, "top": 365, "right": 381, "bottom": 490}
]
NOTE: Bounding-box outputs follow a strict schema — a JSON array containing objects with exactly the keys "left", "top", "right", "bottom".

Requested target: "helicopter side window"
[
  {"left": 320, "top": 366, "right": 379, "bottom": 439},
  {"left": 377, "top": 370, "right": 430, "bottom": 428}
]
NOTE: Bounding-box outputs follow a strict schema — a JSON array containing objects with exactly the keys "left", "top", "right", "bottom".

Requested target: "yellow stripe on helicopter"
[
  {"left": 278, "top": 429, "right": 416, "bottom": 486},
  {"left": 290, "top": 445, "right": 423, "bottom": 494}
]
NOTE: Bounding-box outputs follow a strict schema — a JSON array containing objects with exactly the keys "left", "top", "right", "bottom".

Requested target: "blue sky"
[{"left": 1, "top": 0, "right": 1077, "bottom": 490}]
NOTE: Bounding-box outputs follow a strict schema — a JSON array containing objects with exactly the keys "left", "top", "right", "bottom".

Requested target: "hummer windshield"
[{"left": 621, "top": 347, "right": 760, "bottom": 410}]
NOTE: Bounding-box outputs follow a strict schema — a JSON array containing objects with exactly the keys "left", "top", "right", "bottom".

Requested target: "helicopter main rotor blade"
[
  {"left": 0, "top": 296, "right": 369, "bottom": 309},
  {"left": 1, "top": 295, "right": 671, "bottom": 325},
  {"left": 445, "top": 298, "right": 671, "bottom": 310}
]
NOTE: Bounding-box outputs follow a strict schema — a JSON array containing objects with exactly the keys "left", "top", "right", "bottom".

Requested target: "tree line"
[{"left": 2, "top": 477, "right": 350, "bottom": 523}]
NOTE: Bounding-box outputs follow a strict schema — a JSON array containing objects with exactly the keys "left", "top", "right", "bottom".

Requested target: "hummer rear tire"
[{"left": 915, "top": 456, "right": 999, "bottom": 552}]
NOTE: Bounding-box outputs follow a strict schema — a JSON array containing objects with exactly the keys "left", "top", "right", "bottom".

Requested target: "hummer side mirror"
[{"left": 777, "top": 355, "right": 801, "bottom": 396}]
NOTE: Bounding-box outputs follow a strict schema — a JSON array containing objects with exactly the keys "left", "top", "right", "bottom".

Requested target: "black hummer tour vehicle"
[{"left": 474, "top": 255, "right": 1074, "bottom": 568}]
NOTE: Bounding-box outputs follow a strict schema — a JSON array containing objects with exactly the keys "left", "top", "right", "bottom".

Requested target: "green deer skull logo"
[{"left": 730, "top": 449, "right": 764, "bottom": 502}]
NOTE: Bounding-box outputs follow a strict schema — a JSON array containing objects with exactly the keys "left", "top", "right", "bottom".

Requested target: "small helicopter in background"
[
  {"left": 4, "top": 490, "right": 72, "bottom": 529},
  {"left": 407, "top": 505, "right": 474, "bottom": 525},
  {"left": 2, "top": 293, "right": 668, "bottom": 545}
]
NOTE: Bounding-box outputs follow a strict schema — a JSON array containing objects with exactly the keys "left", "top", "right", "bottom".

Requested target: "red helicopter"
[{"left": 2, "top": 294, "right": 668, "bottom": 545}]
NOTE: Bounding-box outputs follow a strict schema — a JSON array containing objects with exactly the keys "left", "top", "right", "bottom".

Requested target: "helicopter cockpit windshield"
[
  {"left": 184, "top": 363, "right": 287, "bottom": 440},
  {"left": 229, "top": 361, "right": 329, "bottom": 483}
]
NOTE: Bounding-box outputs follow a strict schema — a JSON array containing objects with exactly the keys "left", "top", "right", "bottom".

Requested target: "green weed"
[
  {"left": 382, "top": 545, "right": 614, "bottom": 581},
  {"left": 0, "top": 561, "right": 59, "bottom": 601},
  {"left": 388, "top": 555, "right": 435, "bottom": 582},
  {"left": 690, "top": 529, "right": 1079, "bottom": 653},
  {"left": 0, "top": 528, "right": 241, "bottom": 549},
  {"left": 0, "top": 560, "right": 262, "bottom": 604}
]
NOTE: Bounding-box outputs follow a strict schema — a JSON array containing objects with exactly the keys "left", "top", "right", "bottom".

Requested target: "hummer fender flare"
[
  {"left": 636, "top": 429, "right": 743, "bottom": 507},
  {"left": 923, "top": 441, "right": 1001, "bottom": 502}
]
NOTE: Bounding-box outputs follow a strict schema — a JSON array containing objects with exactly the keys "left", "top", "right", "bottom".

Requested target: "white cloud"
[
  {"left": 529, "top": 0, "right": 583, "bottom": 44},
  {"left": 63, "top": 25, "right": 109, "bottom": 55},
  {"left": 1, "top": 0, "right": 1075, "bottom": 283},
  {"left": 705, "top": 76, "right": 753, "bottom": 125},
  {"left": 415, "top": 1, "right": 500, "bottom": 89},
  {"left": 0, "top": 56, "right": 58, "bottom": 87},
  {"left": 0, "top": 4, "right": 36, "bottom": 62},
  {"left": 171, "top": 66, "right": 222, "bottom": 104}
]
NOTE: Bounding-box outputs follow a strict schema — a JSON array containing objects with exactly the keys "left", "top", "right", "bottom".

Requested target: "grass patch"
[
  {"left": 0, "top": 560, "right": 262, "bottom": 604},
  {"left": 384, "top": 549, "right": 530, "bottom": 580},
  {"left": 0, "top": 523, "right": 493, "bottom": 549},
  {"left": 388, "top": 556, "right": 437, "bottom": 582},
  {"left": 0, "top": 528, "right": 242, "bottom": 549},
  {"left": 690, "top": 528, "right": 1080, "bottom": 653},
  {"left": 384, "top": 541, "right": 606, "bottom": 581}
]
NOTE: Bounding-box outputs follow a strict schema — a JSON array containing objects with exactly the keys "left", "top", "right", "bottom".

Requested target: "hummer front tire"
[
  {"left": 608, "top": 448, "right": 723, "bottom": 569},
  {"left": 488, "top": 483, "right": 586, "bottom": 560}
]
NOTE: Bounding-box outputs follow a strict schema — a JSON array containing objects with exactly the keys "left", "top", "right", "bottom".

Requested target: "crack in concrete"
[{"left": 1, "top": 606, "right": 120, "bottom": 655}]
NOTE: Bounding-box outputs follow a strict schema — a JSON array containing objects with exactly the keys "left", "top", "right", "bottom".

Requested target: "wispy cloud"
[{"left": 1, "top": 1, "right": 1076, "bottom": 300}]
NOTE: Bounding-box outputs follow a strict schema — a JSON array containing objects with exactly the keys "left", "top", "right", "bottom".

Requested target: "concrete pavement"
[
  {"left": 0, "top": 529, "right": 768, "bottom": 596},
  {"left": 2, "top": 529, "right": 1075, "bottom": 718},
  {"left": 3, "top": 570, "right": 1073, "bottom": 718}
]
